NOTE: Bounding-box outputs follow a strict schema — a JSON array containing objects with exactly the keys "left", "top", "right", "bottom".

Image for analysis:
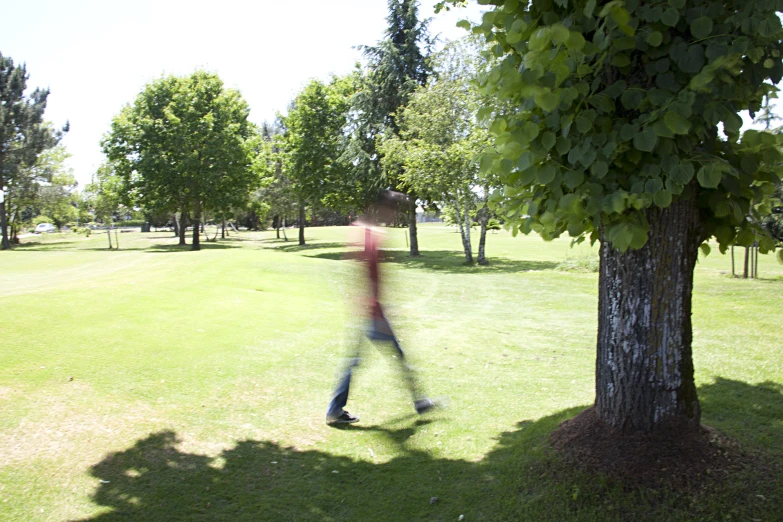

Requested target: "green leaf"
[
  {"left": 611, "top": 54, "right": 631, "bottom": 67},
  {"left": 536, "top": 164, "right": 557, "bottom": 184},
  {"left": 584, "top": 0, "right": 597, "bottom": 17},
  {"left": 566, "top": 31, "right": 586, "bottom": 50},
  {"left": 521, "top": 121, "right": 540, "bottom": 142},
  {"left": 534, "top": 91, "right": 559, "bottom": 112},
  {"left": 590, "top": 160, "right": 609, "bottom": 178},
  {"left": 696, "top": 164, "right": 721, "bottom": 188},
  {"left": 621, "top": 89, "right": 644, "bottom": 110},
  {"left": 664, "top": 111, "right": 691, "bottom": 134},
  {"left": 564, "top": 170, "right": 585, "bottom": 189},
  {"left": 556, "top": 136, "right": 571, "bottom": 156},
  {"left": 735, "top": 228, "right": 755, "bottom": 247},
  {"left": 542, "top": 132, "right": 556, "bottom": 150},
  {"left": 699, "top": 242, "right": 711, "bottom": 256},
  {"left": 456, "top": 19, "right": 472, "bottom": 31},
  {"left": 576, "top": 115, "right": 593, "bottom": 134},
  {"left": 690, "top": 16, "right": 713, "bottom": 39},
  {"left": 653, "top": 189, "right": 672, "bottom": 207},
  {"left": 646, "top": 31, "right": 663, "bottom": 47},
  {"left": 661, "top": 7, "right": 679, "bottom": 27},
  {"left": 529, "top": 28, "right": 551, "bottom": 51},
  {"left": 551, "top": 23, "right": 570, "bottom": 45},
  {"left": 633, "top": 127, "right": 658, "bottom": 152}
]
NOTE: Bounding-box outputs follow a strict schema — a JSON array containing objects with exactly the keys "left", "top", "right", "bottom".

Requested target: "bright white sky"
[{"left": 2, "top": 0, "right": 486, "bottom": 188}]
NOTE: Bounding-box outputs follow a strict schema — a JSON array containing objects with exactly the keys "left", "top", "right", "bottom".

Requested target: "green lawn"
[{"left": 1, "top": 225, "right": 781, "bottom": 521}]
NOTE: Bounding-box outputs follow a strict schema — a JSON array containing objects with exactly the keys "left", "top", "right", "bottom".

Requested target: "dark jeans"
[{"left": 326, "top": 313, "right": 420, "bottom": 419}]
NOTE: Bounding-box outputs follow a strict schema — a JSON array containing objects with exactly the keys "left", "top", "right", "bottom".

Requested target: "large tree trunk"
[
  {"left": 298, "top": 202, "right": 306, "bottom": 246},
  {"left": 173, "top": 213, "right": 180, "bottom": 238},
  {"left": 407, "top": 198, "right": 419, "bottom": 256},
  {"left": 0, "top": 171, "right": 11, "bottom": 250},
  {"left": 595, "top": 192, "right": 703, "bottom": 434},
  {"left": 191, "top": 202, "right": 201, "bottom": 251}
]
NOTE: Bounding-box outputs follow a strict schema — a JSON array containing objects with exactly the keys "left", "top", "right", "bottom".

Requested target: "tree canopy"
[
  {"left": 102, "top": 71, "right": 259, "bottom": 250},
  {"left": 0, "top": 53, "right": 66, "bottom": 249}
]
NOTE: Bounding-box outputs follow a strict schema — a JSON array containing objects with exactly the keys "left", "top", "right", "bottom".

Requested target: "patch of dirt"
[{"left": 550, "top": 407, "right": 750, "bottom": 491}]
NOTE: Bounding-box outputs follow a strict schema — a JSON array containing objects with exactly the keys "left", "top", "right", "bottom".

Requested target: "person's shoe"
[
  {"left": 326, "top": 411, "right": 359, "bottom": 425},
  {"left": 415, "top": 398, "right": 436, "bottom": 414}
]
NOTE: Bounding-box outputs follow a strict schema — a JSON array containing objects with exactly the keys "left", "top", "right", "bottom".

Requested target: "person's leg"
[
  {"left": 370, "top": 314, "right": 429, "bottom": 410},
  {"left": 326, "top": 327, "right": 365, "bottom": 423}
]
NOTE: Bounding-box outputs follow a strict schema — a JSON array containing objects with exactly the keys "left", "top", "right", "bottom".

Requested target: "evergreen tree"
[
  {"left": 0, "top": 53, "right": 66, "bottom": 250},
  {"left": 353, "top": 0, "right": 433, "bottom": 255}
]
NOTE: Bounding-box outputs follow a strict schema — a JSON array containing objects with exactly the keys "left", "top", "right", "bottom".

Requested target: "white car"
[{"left": 35, "top": 223, "right": 56, "bottom": 233}]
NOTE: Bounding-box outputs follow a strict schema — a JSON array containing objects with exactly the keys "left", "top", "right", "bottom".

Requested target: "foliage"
[
  {"left": 31, "top": 215, "right": 53, "bottom": 226},
  {"left": 467, "top": 0, "right": 783, "bottom": 255},
  {"left": 380, "top": 37, "right": 498, "bottom": 262},
  {"left": 0, "top": 53, "right": 66, "bottom": 248},
  {"left": 278, "top": 75, "right": 354, "bottom": 241},
  {"left": 102, "top": 71, "right": 259, "bottom": 249},
  {"left": 84, "top": 162, "right": 131, "bottom": 225}
]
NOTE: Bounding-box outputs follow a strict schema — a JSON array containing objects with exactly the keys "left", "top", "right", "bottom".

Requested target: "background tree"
[
  {"left": 354, "top": 0, "right": 434, "bottom": 255},
  {"left": 0, "top": 53, "right": 66, "bottom": 249},
  {"left": 278, "top": 76, "right": 352, "bottom": 245},
  {"left": 28, "top": 145, "right": 79, "bottom": 229},
  {"left": 469, "top": 0, "right": 783, "bottom": 436},
  {"left": 84, "top": 161, "right": 131, "bottom": 226},
  {"left": 381, "top": 37, "right": 497, "bottom": 264},
  {"left": 102, "top": 71, "right": 258, "bottom": 250}
]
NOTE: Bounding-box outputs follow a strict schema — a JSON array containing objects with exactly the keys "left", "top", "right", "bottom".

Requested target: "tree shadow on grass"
[
  {"left": 699, "top": 377, "right": 783, "bottom": 457},
  {"left": 264, "top": 241, "right": 349, "bottom": 253},
  {"left": 77, "top": 382, "right": 783, "bottom": 521},
  {"left": 308, "top": 249, "right": 558, "bottom": 274},
  {"left": 14, "top": 240, "right": 81, "bottom": 250}
]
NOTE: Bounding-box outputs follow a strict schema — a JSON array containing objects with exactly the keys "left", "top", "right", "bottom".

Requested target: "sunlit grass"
[{"left": 0, "top": 225, "right": 781, "bottom": 520}]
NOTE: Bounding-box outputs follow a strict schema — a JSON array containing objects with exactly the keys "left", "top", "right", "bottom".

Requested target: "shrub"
[
  {"left": 555, "top": 256, "right": 599, "bottom": 273},
  {"left": 32, "top": 216, "right": 54, "bottom": 226}
]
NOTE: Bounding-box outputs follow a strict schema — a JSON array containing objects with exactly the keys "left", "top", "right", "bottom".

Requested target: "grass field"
[{"left": 1, "top": 225, "right": 781, "bottom": 521}]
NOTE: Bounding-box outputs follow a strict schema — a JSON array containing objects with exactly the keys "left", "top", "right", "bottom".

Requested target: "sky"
[{"left": 2, "top": 0, "right": 486, "bottom": 188}]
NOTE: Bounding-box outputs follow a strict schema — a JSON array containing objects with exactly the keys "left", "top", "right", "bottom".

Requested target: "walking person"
[{"left": 326, "top": 191, "right": 436, "bottom": 425}]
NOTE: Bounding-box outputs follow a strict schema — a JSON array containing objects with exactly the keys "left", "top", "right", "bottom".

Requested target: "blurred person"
[{"left": 326, "top": 190, "right": 436, "bottom": 425}]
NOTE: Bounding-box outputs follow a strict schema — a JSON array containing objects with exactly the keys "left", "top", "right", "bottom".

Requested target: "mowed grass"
[{"left": 0, "top": 225, "right": 781, "bottom": 521}]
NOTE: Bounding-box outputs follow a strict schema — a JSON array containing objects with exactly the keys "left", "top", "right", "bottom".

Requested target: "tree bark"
[
  {"left": 743, "top": 246, "right": 750, "bottom": 279},
  {"left": 0, "top": 171, "right": 11, "bottom": 250},
  {"left": 595, "top": 191, "right": 703, "bottom": 434},
  {"left": 731, "top": 245, "right": 735, "bottom": 277},
  {"left": 408, "top": 198, "right": 420, "bottom": 256},
  {"left": 178, "top": 212, "right": 188, "bottom": 246},
  {"left": 221, "top": 219, "right": 226, "bottom": 239},
  {"left": 191, "top": 202, "right": 201, "bottom": 251},
  {"left": 173, "top": 213, "right": 180, "bottom": 238},
  {"left": 754, "top": 244, "right": 759, "bottom": 279},
  {"left": 477, "top": 205, "right": 489, "bottom": 265},
  {"left": 298, "top": 202, "right": 306, "bottom": 246}
]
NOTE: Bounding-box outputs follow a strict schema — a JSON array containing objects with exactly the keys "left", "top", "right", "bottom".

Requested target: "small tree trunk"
[
  {"left": 731, "top": 245, "right": 735, "bottom": 277},
  {"left": 298, "top": 202, "right": 306, "bottom": 246},
  {"left": 0, "top": 171, "right": 11, "bottom": 250},
  {"left": 282, "top": 216, "right": 288, "bottom": 241},
  {"left": 107, "top": 229, "right": 113, "bottom": 249},
  {"left": 408, "top": 198, "right": 420, "bottom": 256},
  {"left": 173, "top": 213, "right": 180, "bottom": 238},
  {"left": 595, "top": 191, "right": 702, "bottom": 434},
  {"left": 191, "top": 203, "right": 201, "bottom": 251},
  {"left": 477, "top": 206, "right": 489, "bottom": 266},
  {"left": 754, "top": 244, "right": 759, "bottom": 279},
  {"left": 178, "top": 212, "right": 188, "bottom": 246},
  {"left": 222, "top": 220, "right": 226, "bottom": 239},
  {"left": 743, "top": 246, "right": 750, "bottom": 279},
  {"left": 453, "top": 197, "right": 473, "bottom": 264}
]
